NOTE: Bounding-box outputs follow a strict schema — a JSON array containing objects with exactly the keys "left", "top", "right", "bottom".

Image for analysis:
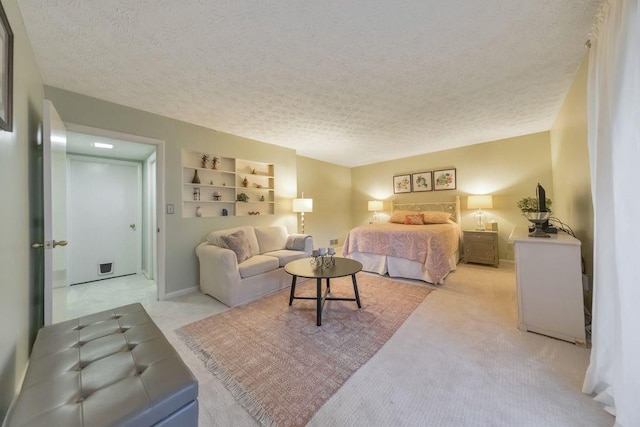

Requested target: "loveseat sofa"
[{"left": 196, "top": 225, "right": 313, "bottom": 307}]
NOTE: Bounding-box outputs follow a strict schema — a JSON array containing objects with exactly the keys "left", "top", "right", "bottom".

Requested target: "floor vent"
[{"left": 98, "top": 262, "right": 114, "bottom": 276}]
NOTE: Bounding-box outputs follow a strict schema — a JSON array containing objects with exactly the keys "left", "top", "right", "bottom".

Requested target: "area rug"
[{"left": 176, "top": 274, "right": 432, "bottom": 427}]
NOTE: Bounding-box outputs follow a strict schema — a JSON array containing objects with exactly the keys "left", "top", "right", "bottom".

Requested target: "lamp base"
[{"left": 474, "top": 210, "right": 485, "bottom": 231}]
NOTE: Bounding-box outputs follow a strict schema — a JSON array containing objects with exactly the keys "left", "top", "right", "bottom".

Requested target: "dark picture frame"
[
  {"left": 433, "top": 168, "right": 457, "bottom": 191},
  {"left": 0, "top": 2, "right": 13, "bottom": 132},
  {"left": 393, "top": 174, "right": 411, "bottom": 194},
  {"left": 411, "top": 172, "right": 432, "bottom": 192}
]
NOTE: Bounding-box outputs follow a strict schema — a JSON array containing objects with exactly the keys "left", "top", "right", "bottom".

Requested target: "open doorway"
[{"left": 51, "top": 126, "right": 165, "bottom": 322}]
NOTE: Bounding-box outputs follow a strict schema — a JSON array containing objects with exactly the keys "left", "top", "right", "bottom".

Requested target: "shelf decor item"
[
  {"left": 211, "top": 156, "right": 220, "bottom": 169},
  {"left": 192, "top": 169, "right": 200, "bottom": 184},
  {"left": 237, "top": 193, "right": 249, "bottom": 202},
  {"left": 242, "top": 177, "right": 249, "bottom": 187},
  {"left": 201, "top": 154, "right": 209, "bottom": 168}
]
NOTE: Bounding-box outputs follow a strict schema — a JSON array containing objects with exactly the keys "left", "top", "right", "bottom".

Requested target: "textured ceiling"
[{"left": 17, "top": 0, "right": 599, "bottom": 167}]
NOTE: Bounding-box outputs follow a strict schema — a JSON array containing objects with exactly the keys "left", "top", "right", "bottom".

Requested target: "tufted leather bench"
[{"left": 6, "top": 303, "right": 198, "bottom": 427}]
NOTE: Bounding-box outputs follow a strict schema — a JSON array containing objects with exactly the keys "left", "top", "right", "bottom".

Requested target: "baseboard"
[{"left": 163, "top": 286, "right": 199, "bottom": 300}]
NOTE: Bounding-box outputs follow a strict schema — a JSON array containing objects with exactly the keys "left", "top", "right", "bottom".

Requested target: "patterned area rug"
[{"left": 176, "top": 274, "right": 432, "bottom": 426}]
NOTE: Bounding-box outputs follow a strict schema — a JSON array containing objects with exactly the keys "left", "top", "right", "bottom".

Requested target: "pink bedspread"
[{"left": 342, "top": 223, "right": 459, "bottom": 283}]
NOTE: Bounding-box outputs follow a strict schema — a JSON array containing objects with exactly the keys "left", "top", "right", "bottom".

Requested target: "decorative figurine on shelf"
[
  {"left": 192, "top": 169, "right": 200, "bottom": 184},
  {"left": 237, "top": 193, "right": 249, "bottom": 202},
  {"left": 211, "top": 156, "right": 220, "bottom": 170},
  {"left": 196, "top": 206, "right": 202, "bottom": 217},
  {"left": 213, "top": 192, "right": 221, "bottom": 201},
  {"left": 193, "top": 188, "right": 200, "bottom": 201},
  {"left": 251, "top": 168, "right": 256, "bottom": 175},
  {"left": 200, "top": 154, "right": 208, "bottom": 168},
  {"left": 242, "top": 177, "right": 249, "bottom": 187},
  {"left": 209, "top": 180, "right": 213, "bottom": 185},
  {"left": 256, "top": 184, "right": 262, "bottom": 188},
  {"left": 260, "top": 195, "right": 265, "bottom": 201},
  {"left": 222, "top": 208, "right": 228, "bottom": 216},
  {"left": 222, "top": 183, "right": 226, "bottom": 186}
]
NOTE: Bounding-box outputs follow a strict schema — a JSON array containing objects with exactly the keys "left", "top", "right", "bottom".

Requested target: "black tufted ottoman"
[{"left": 6, "top": 303, "right": 198, "bottom": 427}]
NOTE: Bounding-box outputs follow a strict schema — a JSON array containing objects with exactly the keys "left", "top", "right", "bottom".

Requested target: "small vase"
[
  {"left": 192, "top": 170, "right": 201, "bottom": 184},
  {"left": 201, "top": 159, "right": 207, "bottom": 168}
]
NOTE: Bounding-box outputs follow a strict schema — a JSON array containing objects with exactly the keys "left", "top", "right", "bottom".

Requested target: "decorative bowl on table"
[{"left": 522, "top": 211, "right": 552, "bottom": 238}]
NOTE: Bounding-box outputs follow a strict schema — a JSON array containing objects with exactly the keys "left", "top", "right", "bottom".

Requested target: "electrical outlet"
[
  {"left": 166, "top": 204, "right": 175, "bottom": 214},
  {"left": 330, "top": 239, "right": 338, "bottom": 245}
]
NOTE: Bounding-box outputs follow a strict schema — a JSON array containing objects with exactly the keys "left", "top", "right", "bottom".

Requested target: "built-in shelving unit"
[{"left": 181, "top": 150, "right": 275, "bottom": 218}]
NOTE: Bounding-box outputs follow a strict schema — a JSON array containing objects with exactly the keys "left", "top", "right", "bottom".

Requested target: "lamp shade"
[
  {"left": 467, "top": 195, "right": 493, "bottom": 210},
  {"left": 368, "top": 200, "right": 383, "bottom": 212},
  {"left": 292, "top": 198, "right": 313, "bottom": 213}
]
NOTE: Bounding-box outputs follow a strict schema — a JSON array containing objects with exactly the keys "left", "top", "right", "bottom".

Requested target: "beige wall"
[
  {"left": 351, "top": 133, "right": 554, "bottom": 260},
  {"left": 44, "top": 87, "right": 299, "bottom": 297},
  {"left": 296, "top": 156, "right": 352, "bottom": 248},
  {"left": 550, "top": 55, "right": 592, "bottom": 286},
  {"left": 0, "top": 0, "right": 45, "bottom": 419}
]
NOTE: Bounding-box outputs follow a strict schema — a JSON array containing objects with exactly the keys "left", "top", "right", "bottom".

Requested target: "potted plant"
[
  {"left": 200, "top": 154, "right": 208, "bottom": 168},
  {"left": 237, "top": 193, "right": 249, "bottom": 202},
  {"left": 517, "top": 196, "right": 552, "bottom": 212},
  {"left": 211, "top": 156, "right": 220, "bottom": 170}
]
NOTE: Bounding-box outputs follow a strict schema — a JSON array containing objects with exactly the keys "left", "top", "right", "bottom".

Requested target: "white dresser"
[{"left": 509, "top": 227, "right": 586, "bottom": 345}]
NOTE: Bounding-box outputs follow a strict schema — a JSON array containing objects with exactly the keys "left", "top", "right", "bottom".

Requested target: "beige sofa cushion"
[
  {"left": 207, "top": 226, "right": 260, "bottom": 255},
  {"left": 254, "top": 226, "right": 288, "bottom": 254},
  {"left": 262, "top": 250, "right": 309, "bottom": 267},
  {"left": 238, "top": 255, "right": 280, "bottom": 279}
]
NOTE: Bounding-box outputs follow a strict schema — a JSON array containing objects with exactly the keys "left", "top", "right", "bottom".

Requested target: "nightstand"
[{"left": 463, "top": 230, "right": 499, "bottom": 267}]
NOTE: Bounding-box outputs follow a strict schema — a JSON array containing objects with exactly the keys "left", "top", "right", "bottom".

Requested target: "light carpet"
[{"left": 176, "top": 275, "right": 432, "bottom": 426}]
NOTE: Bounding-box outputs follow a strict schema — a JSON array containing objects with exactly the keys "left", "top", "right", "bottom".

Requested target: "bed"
[{"left": 342, "top": 197, "right": 461, "bottom": 284}]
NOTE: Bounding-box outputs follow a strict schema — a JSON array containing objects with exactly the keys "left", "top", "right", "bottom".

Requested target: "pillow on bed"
[
  {"left": 404, "top": 214, "right": 425, "bottom": 225},
  {"left": 389, "top": 210, "right": 415, "bottom": 223},
  {"left": 219, "top": 230, "right": 253, "bottom": 263},
  {"left": 420, "top": 211, "right": 452, "bottom": 224}
]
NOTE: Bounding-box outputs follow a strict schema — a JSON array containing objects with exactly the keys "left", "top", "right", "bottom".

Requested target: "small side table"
[{"left": 463, "top": 230, "right": 499, "bottom": 267}]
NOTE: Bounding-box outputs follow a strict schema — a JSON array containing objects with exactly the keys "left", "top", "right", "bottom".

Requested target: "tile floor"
[{"left": 52, "top": 273, "right": 158, "bottom": 323}]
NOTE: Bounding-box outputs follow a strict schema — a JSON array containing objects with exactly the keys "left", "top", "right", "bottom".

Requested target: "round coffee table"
[{"left": 284, "top": 257, "right": 363, "bottom": 326}]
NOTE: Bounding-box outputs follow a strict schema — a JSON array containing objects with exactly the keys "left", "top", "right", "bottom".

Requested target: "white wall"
[{"left": 0, "top": 0, "right": 45, "bottom": 420}]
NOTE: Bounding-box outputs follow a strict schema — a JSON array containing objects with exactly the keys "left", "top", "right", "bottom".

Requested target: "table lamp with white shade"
[
  {"left": 367, "top": 200, "right": 383, "bottom": 223},
  {"left": 467, "top": 195, "right": 493, "bottom": 231}
]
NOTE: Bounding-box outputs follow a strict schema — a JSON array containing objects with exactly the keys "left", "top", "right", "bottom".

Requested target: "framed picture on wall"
[
  {"left": 393, "top": 174, "right": 411, "bottom": 194},
  {"left": 411, "top": 172, "right": 432, "bottom": 192},
  {"left": 0, "top": 2, "right": 13, "bottom": 132},
  {"left": 433, "top": 168, "right": 456, "bottom": 191}
]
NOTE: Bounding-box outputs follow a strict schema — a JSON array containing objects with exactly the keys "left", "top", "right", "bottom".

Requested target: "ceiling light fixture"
[{"left": 92, "top": 142, "right": 113, "bottom": 149}]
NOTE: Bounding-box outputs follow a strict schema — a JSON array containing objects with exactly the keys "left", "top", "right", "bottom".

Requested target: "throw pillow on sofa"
[{"left": 220, "top": 230, "right": 253, "bottom": 263}]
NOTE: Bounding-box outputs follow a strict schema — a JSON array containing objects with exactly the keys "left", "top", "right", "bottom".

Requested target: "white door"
[
  {"left": 68, "top": 157, "right": 141, "bottom": 285},
  {"left": 42, "top": 100, "right": 68, "bottom": 326}
]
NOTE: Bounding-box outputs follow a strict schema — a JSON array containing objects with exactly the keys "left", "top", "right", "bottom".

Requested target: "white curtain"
[{"left": 583, "top": 0, "right": 640, "bottom": 426}]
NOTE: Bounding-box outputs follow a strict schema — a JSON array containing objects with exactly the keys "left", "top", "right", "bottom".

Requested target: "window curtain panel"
[{"left": 583, "top": 0, "right": 640, "bottom": 425}]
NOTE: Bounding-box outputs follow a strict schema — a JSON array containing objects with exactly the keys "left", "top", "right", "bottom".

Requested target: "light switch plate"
[{"left": 166, "top": 204, "right": 175, "bottom": 214}]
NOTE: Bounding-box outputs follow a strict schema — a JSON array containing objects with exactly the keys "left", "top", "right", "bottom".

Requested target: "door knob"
[{"left": 53, "top": 240, "right": 68, "bottom": 248}]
